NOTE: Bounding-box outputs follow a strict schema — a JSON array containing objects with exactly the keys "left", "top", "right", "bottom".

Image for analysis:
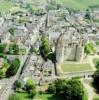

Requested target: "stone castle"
[
  {"left": 42, "top": 10, "right": 89, "bottom": 64},
  {"left": 55, "top": 31, "right": 85, "bottom": 63},
  {"left": 47, "top": 26, "right": 87, "bottom": 64}
]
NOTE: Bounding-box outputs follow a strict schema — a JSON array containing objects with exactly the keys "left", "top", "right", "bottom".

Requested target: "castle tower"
[
  {"left": 76, "top": 45, "right": 84, "bottom": 61},
  {"left": 55, "top": 33, "right": 64, "bottom": 63}
]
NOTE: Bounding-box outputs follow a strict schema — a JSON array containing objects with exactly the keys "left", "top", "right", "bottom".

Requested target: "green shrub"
[
  {"left": 14, "top": 80, "right": 22, "bottom": 91},
  {"left": 8, "top": 44, "right": 19, "bottom": 55},
  {"left": 47, "top": 79, "right": 87, "bottom": 100},
  {"left": 0, "top": 70, "right": 5, "bottom": 79},
  {"left": 0, "top": 44, "right": 6, "bottom": 53},
  {"left": 6, "top": 58, "right": 20, "bottom": 77},
  {"left": 25, "top": 79, "right": 35, "bottom": 92}
]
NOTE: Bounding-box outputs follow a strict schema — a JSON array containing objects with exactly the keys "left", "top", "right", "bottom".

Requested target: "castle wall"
[
  {"left": 76, "top": 46, "right": 84, "bottom": 61},
  {"left": 64, "top": 46, "right": 77, "bottom": 61},
  {"left": 56, "top": 44, "right": 64, "bottom": 63}
]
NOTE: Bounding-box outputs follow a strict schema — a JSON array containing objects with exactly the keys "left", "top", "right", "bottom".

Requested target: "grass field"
[
  {"left": 10, "top": 92, "right": 60, "bottom": 100},
  {"left": 0, "top": 0, "right": 99, "bottom": 12},
  {"left": 57, "top": 0, "right": 99, "bottom": 10},
  {"left": 61, "top": 62, "right": 93, "bottom": 72},
  {"left": 0, "top": 0, "right": 14, "bottom": 12},
  {"left": 34, "top": 93, "right": 61, "bottom": 100}
]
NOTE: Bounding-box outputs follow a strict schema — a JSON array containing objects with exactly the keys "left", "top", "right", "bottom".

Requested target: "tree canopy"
[{"left": 47, "top": 79, "right": 87, "bottom": 100}]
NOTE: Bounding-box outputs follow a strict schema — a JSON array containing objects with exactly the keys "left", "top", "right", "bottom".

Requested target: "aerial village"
[{"left": 0, "top": 0, "right": 99, "bottom": 100}]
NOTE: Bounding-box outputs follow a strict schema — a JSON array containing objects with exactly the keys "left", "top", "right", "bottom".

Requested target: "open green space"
[
  {"left": 0, "top": 0, "right": 99, "bottom": 12},
  {"left": 61, "top": 62, "right": 93, "bottom": 72},
  {"left": 8, "top": 92, "right": 30, "bottom": 100},
  {"left": 57, "top": 0, "right": 99, "bottom": 10},
  {"left": 9, "top": 92, "right": 60, "bottom": 100},
  {"left": 0, "top": 0, "right": 14, "bottom": 12},
  {"left": 34, "top": 93, "right": 60, "bottom": 100}
]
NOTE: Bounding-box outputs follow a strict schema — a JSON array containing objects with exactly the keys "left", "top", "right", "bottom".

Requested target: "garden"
[
  {"left": 8, "top": 78, "right": 87, "bottom": 100},
  {"left": 0, "top": 43, "right": 26, "bottom": 55},
  {"left": 0, "top": 57, "right": 20, "bottom": 79}
]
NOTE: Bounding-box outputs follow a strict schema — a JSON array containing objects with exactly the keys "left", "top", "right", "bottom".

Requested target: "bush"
[
  {"left": 0, "top": 44, "right": 6, "bottom": 53},
  {"left": 0, "top": 70, "right": 5, "bottom": 79},
  {"left": 96, "top": 61, "right": 99, "bottom": 69},
  {"left": 6, "top": 58, "right": 20, "bottom": 77},
  {"left": 47, "top": 79, "right": 87, "bottom": 100},
  {"left": 29, "top": 89, "right": 36, "bottom": 98},
  {"left": 47, "top": 83, "right": 56, "bottom": 94},
  {"left": 25, "top": 79, "right": 35, "bottom": 92},
  {"left": 40, "top": 36, "right": 56, "bottom": 63},
  {"left": 84, "top": 43, "right": 96, "bottom": 55},
  {"left": 14, "top": 80, "right": 22, "bottom": 91},
  {"left": 8, "top": 44, "right": 19, "bottom": 55}
]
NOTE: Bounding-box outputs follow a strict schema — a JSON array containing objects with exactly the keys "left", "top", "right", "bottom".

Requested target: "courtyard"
[{"left": 61, "top": 61, "right": 93, "bottom": 73}]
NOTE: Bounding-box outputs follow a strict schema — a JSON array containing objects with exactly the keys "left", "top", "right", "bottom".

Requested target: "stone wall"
[
  {"left": 64, "top": 46, "right": 77, "bottom": 61},
  {"left": 76, "top": 45, "right": 84, "bottom": 61}
]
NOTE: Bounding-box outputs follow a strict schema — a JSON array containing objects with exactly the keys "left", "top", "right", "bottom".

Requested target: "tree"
[
  {"left": 95, "top": 61, "right": 99, "bottom": 69},
  {"left": 47, "top": 83, "right": 56, "bottom": 93},
  {"left": 8, "top": 44, "right": 19, "bottom": 54},
  {"left": 0, "top": 44, "right": 6, "bottom": 53},
  {"left": 25, "top": 79, "right": 36, "bottom": 98},
  {"left": 85, "top": 9, "right": 91, "bottom": 20},
  {"left": 25, "top": 79, "right": 35, "bottom": 92},
  {"left": 63, "top": 79, "right": 85, "bottom": 100},
  {"left": 40, "top": 36, "right": 51, "bottom": 60},
  {"left": 6, "top": 58, "right": 20, "bottom": 77},
  {"left": 40, "top": 36, "right": 56, "bottom": 63},
  {"left": 29, "top": 89, "right": 36, "bottom": 98},
  {"left": 0, "top": 70, "right": 5, "bottom": 79},
  {"left": 47, "top": 79, "right": 86, "bottom": 100},
  {"left": 14, "top": 80, "right": 22, "bottom": 91},
  {"left": 84, "top": 43, "right": 96, "bottom": 55}
]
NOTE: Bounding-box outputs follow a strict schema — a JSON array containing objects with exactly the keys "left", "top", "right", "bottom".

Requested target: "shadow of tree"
[{"left": 47, "top": 94, "right": 63, "bottom": 100}]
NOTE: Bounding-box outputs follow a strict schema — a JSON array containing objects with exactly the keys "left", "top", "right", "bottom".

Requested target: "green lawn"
[
  {"left": 57, "top": 0, "right": 99, "bottom": 10},
  {"left": 9, "top": 92, "right": 60, "bottom": 100},
  {"left": 0, "top": 0, "right": 14, "bottom": 12},
  {"left": 34, "top": 93, "right": 60, "bottom": 100},
  {"left": 1, "top": 0, "right": 99, "bottom": 12},
  {"left": 24, "top": 0, "right": 99, "bottom": 11},
  {"left": 61, "top": 62, "right": 93, "bottom": 72},
  {"left": 8, "top": 92, "right": 30, "bottom": 100}
]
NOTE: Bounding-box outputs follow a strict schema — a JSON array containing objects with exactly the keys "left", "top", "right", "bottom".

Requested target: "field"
[
  {"left": 9, "top": 92, "right": 60, "bottom": 100},
  {"left": 0, "top": 0, "right": 14, "bottom": 12},
  {"left": 57, "top": 0, "right": 99, "bottom": 10},
  {"left": 0, "top": 0, "right": 99, "bottom": 12},
  {"left": 61, "top": 62, "right": 93, "bottom": 73}
]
